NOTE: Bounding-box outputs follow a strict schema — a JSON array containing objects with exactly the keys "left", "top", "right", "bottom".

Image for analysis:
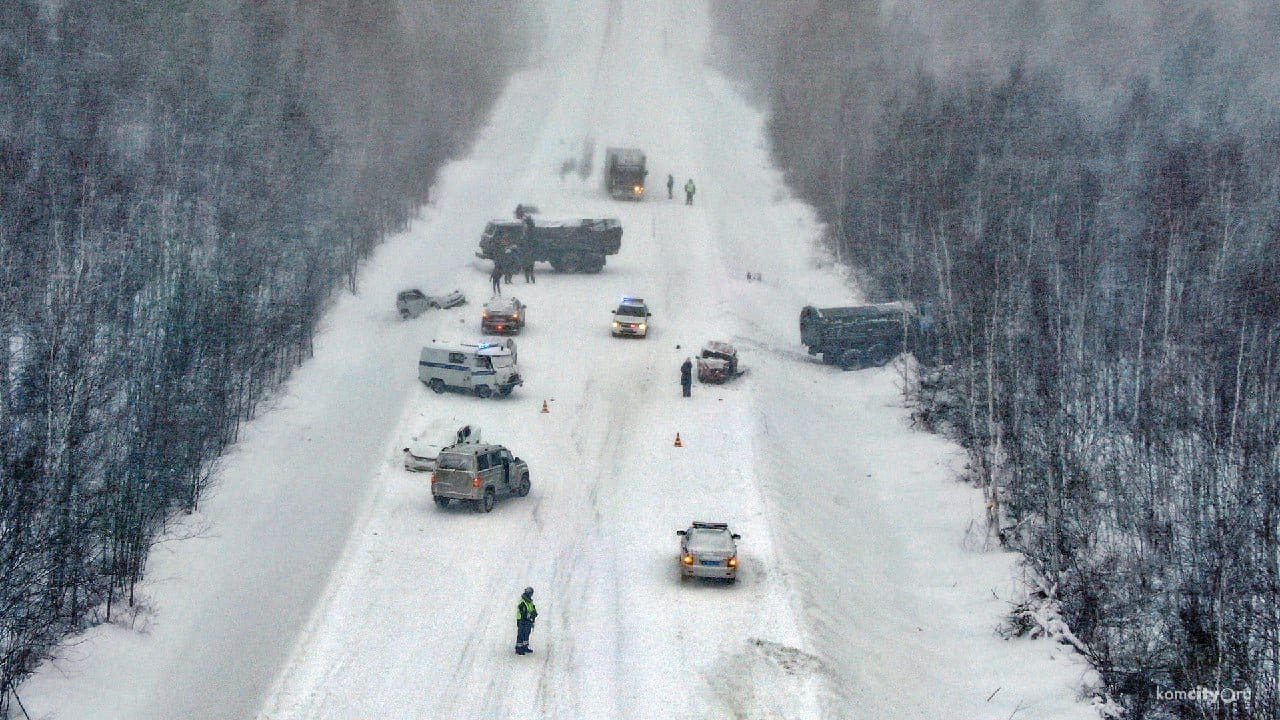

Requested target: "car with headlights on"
[
  {"left": 611, "top": 296, "right": 651, "bottom": 338},
  {"left": 677, "top": 521, "right": 741, "bottom": 583}
]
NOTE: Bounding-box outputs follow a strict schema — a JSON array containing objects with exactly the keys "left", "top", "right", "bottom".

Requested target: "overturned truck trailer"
[
  {"left": 799, "top": 301, "right": 929, "bottom": 370},
  {"left": 477, "top": 217, "right": 623, "bottom": 273}
]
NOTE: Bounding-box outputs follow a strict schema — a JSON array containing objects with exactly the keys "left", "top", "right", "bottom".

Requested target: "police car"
[
  {"left": 611, "top": 297, "right": 651, "bottom": 338},
  {"left": 677, "top": 521, "right": 741, "bottom": 583}
]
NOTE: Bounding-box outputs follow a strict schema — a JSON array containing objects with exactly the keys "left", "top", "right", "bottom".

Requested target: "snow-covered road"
[{"left": 19, "top": 2, "right": 1099, "bottom": 718}]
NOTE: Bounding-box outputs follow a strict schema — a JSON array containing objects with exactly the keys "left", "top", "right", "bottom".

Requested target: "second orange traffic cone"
[
  {"left": 674, "top": 432, "right": 683, "bottom": 447},
  {"left": 541, "top": 400, "right": 549, "bottom": 413}
]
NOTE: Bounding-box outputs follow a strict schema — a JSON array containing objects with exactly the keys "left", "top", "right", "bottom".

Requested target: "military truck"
[
  {"left": 604, "top": 147, "right": 647, "bottom": 200},
  {"left": 476, "top": 217, "right": 623, "bottom": 273},
  {"left": 430, "top": 441, "right": 530, "bottom": 512},
  {"left": 799, "top": 301, "right": 927, "bottom": 371}
]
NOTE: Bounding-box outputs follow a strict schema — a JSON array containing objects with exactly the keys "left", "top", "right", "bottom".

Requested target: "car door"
[{"left": 497, "top": 449, "right": 513, "bottom": 489}]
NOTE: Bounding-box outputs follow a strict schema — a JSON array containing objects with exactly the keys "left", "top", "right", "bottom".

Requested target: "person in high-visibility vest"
[
  {"left": 684, "top": 178, "right": 696, "bottom": 205},
  {"left": 515, "top": 587, "right": 538, "bottom": 655}
]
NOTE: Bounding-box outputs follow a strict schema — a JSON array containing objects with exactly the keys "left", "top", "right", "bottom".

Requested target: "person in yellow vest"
[
  {"left": 684, "top": 178, "right": 696, "bottom": 205},
  {"left": 515, "top": 586, "right": 538, "bottom": 655}
]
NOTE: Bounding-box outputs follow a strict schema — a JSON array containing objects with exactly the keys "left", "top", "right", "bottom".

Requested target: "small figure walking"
[
  {"left": 680, "top": 357, "right": 693, "bottom": 397},
  {"left": 501, "top": 246, "right": 516, "bottom": 284},
  {"left": 490, "top": 266, "right": 503, "bottom": 295},
  {"left": 684, "top": 178, "right": 696, "bottom": 205},
  {"left": 523, "top": 260, "right": 535, "bottom": 283},
  {"left": 515, "top": 586, "right": 538, "bottom": 655},
  {"left": 666, "top": 174, "right": 674, "bottom": 199}
]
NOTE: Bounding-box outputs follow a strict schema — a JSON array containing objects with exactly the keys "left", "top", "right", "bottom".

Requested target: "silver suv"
[
  {"left": 611, "top": 297, "right": 651, "bottom": 337},
  {"left": 677, "top": 521, "right": 741, "bottom": 583},
  {"left": 431, "top": 442, "right": 530, "bottom": 512}
]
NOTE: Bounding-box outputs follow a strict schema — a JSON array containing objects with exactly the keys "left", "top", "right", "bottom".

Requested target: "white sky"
[{"left": 17, "top": 2, "right": 1102, "bottom": 718}]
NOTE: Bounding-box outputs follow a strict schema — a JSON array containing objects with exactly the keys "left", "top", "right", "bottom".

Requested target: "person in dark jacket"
[
  {"left": 666, "top": 174, "right": 674, "bottom": 199},
  {"left": 490, "top": 266, "right": 503, "bottom": 295},
  {"left": 515, "top": 586, "right": 538, "bottom": 655},
  {"left": 680, "top": 357, "right": 693, "bottom": 397}
]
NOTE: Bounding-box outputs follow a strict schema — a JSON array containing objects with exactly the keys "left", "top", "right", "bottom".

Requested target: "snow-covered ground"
[{"left": 17, "top": 2, "right": 1100, "bottom": 718}]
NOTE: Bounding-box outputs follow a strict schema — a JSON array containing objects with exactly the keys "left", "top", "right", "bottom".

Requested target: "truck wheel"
[
  {"left": 498, "top": 386, "right": 513, "bottom": 397},
  {"left": 474, "top": 385, "right": 493, "bottom": 399},
  {"left": 839, "top": 350, "right": 861, "bottom": 371},
  {"left": 515, "top": 474, "right": 530, "bottom": 497},
  {"left": 865, "top": 343, "right": 895, "bottom": 367},
  {"left": 428, "top": 378, "right": 446, "bottom": 394},
  {"left": 475, "top": 488, "right": 495, "bottom": 513},
  {"left": 433, "top": 496, "right": 450, "bottom": 509},
  {"left": 581, "top": 254, "right": 605, "bottom": 273}
]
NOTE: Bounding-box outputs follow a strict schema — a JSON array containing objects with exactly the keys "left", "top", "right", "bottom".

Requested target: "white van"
[{"left": 418, "top": 342, "right": 522, "bottom": 398}]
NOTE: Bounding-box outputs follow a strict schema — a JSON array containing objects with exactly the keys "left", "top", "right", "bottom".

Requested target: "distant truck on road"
[
  {"left": 604, "top": 147, "right": 647, "bottom": 200},
  {"left": 799, "top": 301, "right": 930, "bottom": 370},
  {"left": 477, "top": 217, "right": 623, "bottom": 273}
]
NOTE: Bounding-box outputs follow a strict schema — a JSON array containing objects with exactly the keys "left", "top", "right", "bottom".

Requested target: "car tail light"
[
  {"left": 473, "top": 476, "right": 483, "bottom": 488},
  {"left": 682, "top": 555, "right": 694, "bottom": 566},
  {"left": 430, "top": 472, "right": 437, "bottom": 484},
  {"left": 727, "top": 557, "right": 738, "bottom": 568}
]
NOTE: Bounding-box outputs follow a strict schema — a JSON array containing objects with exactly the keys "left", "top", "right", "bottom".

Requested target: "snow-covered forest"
[
  {"left": 0, "top": 1, "right": 522, "bottom": 710},
  {"left": 710, "top": 2, "right": 1280, "bottom": 718}
]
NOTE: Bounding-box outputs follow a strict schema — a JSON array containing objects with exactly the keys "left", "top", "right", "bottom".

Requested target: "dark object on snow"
[
  {"left": 604, "top": 147, "right": 647, "bottom": 200},
  {"left": 477, "top": 217, "right": 622, "bottom": 274},
  {"left": 680, "top": 358, "right": 693, "bottom": 397},
  {"left": 516, "top": 588, "right": 538, "bottom": 655},
  {"left": 799, "top": 301, "right": 931, "bottom": 371},
  {"left": 697, "top": 341, "right": 744, "bottom": 383}
]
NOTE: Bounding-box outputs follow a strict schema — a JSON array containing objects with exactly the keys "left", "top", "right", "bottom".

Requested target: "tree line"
[
  {"left": 712, "top": 2, "right": 1278, "bottom": 717},
  {"left": 0, "top": 0, "right": 523, "bottom": 711}
]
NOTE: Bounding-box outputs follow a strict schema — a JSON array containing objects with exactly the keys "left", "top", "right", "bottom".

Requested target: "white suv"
[{"left": 611, "top": 297, "right": 651, "bottom": 338}]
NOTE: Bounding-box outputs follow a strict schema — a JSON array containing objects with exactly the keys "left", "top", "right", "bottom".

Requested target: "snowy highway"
[{"left": 19, "top": 2, "right": 1098, "bottom": 719}]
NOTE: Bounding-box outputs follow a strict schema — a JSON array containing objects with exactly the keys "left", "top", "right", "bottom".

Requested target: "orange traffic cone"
[
  {"left": 541, "top": 400, "right": 549, "bottom": 414},
  {"left": 674, "top": 432, "right": 683, "bottom": 447}
]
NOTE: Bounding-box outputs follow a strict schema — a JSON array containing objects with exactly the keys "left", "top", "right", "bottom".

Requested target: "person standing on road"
[
  {"left": 666, "top": 173, "right": 674, "bottom": 199},
  {"left": 522, "top": 259, "right": 535, "bottom": 283},
  {"left": 515, "top": 587, "right": 538, "bottom": 655},
  {"left": 684, "top": 178, "right": 696, "bottom": 205},
  {"left": 490, "top": 265, "right": 503, "bottom": 295},
  {"left": 680, "top": 357, "right": 693, "bottom": 397}
]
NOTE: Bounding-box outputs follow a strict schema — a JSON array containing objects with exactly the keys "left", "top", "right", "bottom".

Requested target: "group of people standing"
[
  {"left": 490, "top": 208, "right": 538, "bottom": 294},
  {"left": 666, "top": 173, "right": 696, "bottom": 205}
]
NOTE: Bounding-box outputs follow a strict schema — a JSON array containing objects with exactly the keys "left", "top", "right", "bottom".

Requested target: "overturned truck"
[
  {"left": 477, "top": 217, "right": 623, "bottom": 273},
  {"left": 799, "top": 301, "right": 929, "bottom": 371}
]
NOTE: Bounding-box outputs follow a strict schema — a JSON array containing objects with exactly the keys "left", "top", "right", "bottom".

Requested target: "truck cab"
[
  {"left": 604, "top": 147, "right": 647, "bottom": 200},
  {"left": 431, "top": 442, "right": 531, "bottom": 512},
  {"left": 418, "top": 341, "right": 522, "bottom": 398}
]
